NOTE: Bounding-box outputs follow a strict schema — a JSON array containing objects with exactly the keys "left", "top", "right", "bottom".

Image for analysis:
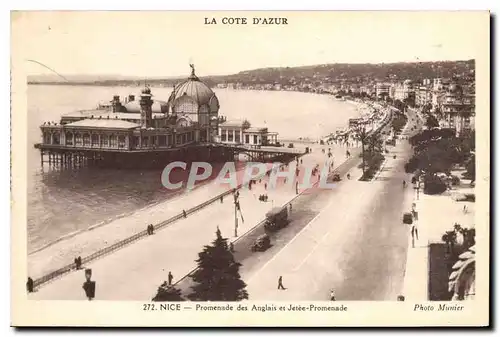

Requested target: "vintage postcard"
[{"left": 11, "top": 11, "right": 490, "bottom": 327}]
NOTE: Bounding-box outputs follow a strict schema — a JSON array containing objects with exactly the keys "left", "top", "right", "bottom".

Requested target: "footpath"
[{"left": 401, "top": 178, "right": 475, "bottom": 300}]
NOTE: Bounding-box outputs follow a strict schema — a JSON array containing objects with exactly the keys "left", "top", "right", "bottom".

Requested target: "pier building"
[
  {"left": 218, "top": 120, "right": 279, "bottom": 147},
  {"left": 35, "top": 65, "right": 293, "bottom": 169}
]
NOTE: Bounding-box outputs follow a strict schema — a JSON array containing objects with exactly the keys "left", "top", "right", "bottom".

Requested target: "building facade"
[
  {"left": 375, "top": 82, "right": 390, "bottom": 99},
  {"left": 393, "top": 79, "right": 415, "bottom": 103},
  {"left": 218, "top": 120, "right": 279, "bottom": 147},
  {"left": 441, "top": 83, "right": 475, "bottom": 135}
]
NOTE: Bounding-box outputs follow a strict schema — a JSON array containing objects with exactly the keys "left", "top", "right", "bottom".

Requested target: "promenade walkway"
[
  {"left": 29, "top": 142, "right": 353, "bottom": 300},
  {"left": 402, "top": 177, "right": 475, "bottom": 301}
]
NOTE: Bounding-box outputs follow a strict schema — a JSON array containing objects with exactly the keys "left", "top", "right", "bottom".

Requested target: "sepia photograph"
[{"left": 10, "top": 10, "right": 490, "bottom": 327}]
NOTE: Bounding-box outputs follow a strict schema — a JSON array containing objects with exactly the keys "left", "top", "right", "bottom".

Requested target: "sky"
[{"left": 12, "top": 11, "right": 488, "bottom": 78}]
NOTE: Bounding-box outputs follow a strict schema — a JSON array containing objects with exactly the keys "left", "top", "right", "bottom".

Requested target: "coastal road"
[{"left": 244, "top": 117, "right": 418, "bottom": 301}]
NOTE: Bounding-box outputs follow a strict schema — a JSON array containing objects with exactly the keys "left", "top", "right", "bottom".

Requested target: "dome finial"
[{"left": 189, "top": 63, "right": 199, "bottom": 81}]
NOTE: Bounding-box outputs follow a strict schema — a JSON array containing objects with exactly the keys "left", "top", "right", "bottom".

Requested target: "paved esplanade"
[
  {"left": 29, "top": 143, "right": 350, "bottom": 300},
  {"left": 244, "top": 118, "right": 418, "bottom": 300}
]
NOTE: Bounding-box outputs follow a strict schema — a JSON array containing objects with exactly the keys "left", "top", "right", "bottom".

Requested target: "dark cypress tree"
[
  {"left": 152, "top": 283, "right": 185, "bottom": 301},
  {"left": 188, "top": 227, "right": 248, "bottom": 301}
]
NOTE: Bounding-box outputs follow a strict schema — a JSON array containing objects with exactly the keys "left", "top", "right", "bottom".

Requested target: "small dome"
[{"left": 123, "top": 100, "right": 169, "bottom": 113}]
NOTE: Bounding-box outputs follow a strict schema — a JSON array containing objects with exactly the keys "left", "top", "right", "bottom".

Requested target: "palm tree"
[
  {"left": 353, "top": 124, "right": 368, "bottom": 175},
  {"left": 442, "top": 230, "right": 457, "bottom": 254}
]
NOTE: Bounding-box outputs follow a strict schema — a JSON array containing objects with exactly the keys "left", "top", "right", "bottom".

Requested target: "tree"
[
  {"left": 188, "top": 227, "right": 248, "bottom": 301},
  {"left": 391, "top": 113, "right": 408, "bottom": 134},
  {"left": 425, "top": 115, "right": 440, "bottom": 129},
  {"left": 152, "top": 284, "right": 185, "bottom": 301},
  {"left": 353, "top": 124, "right": 368, "bottom": 175}
]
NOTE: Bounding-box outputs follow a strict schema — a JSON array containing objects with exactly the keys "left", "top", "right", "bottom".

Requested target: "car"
[
  {"left": 264, "top": 207, "right": 289, "bottom": 232},
  {"left": 251, "top": 234, "right": 271, "bottom": 252}
]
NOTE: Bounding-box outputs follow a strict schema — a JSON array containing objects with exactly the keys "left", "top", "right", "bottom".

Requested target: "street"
[{"left": 243, "top": 116, "right": 418, "bottom": 301}]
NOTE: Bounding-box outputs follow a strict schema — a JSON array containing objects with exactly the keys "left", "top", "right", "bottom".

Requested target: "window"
[
  {"left": 159, "top": 135, "right": 166, "bottom": 146},
  {"left": 183, "top": 133, "right": 187, "bottom": 144},
  {"left": 167, "top": 135, "right": 173, "bottom": 146},
  {"left": 52, "top": 132, "right": 60, "bottom": 145},
  {"left": 253, "top": 135, "right": 258, "bottom": 144},
  {"left": 91, "top": 134, "right": 99, "bottom": 147},
  {"left": 221, "top": 129, "right": 227, "bottom": 141},
  {"left": 65, "top": 132, "right": 73, "bottom": 145},
  {"left": 43, "top": 132, "right": 51, "bottom": 144},
  {"left": 110, "top": 135, "right": 117, "bottom": 148},
  {"left": 101, "top": 135, "right": 109, "bottom": 147},
  {"left": 228, "top": 130, "right": 234, "bottom": 142},
  {"left": 176, "top": 134, "right": 182, "bottom": 145},
  {"left": 132, "top": 136, "right": 139, "bottom": 148},
  {"left": 118, "top": 135, "right": 126, "bottom": 148},
  {"left": 235, "top": 131, "right": 240, "bottom": 143},
  {"left": 83, "top": 133, "right": 90, "bottom": 147},
  {"left": 75, "top": 133, "right": 83, "bottom": 146},
  {"left": 141, "top": 137, "right": 149, "bottom": 147},
  {"left": 245, "top": 134, "right": 250, "bottom": 144}
]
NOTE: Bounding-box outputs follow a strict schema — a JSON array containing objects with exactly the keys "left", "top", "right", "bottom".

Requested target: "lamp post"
[{"left": 234, "top": 193, "right": 239, "bottom": 237}]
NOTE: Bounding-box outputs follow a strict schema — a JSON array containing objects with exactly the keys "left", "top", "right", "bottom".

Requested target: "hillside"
[{"left": 27, "top": 60, "right": 475, "bottom": 87}]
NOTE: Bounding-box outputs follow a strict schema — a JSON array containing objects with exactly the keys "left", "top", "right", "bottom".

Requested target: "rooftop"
[
  {"left": 63, "top": 111, "right": 167, "bottom": 120},
  {"left": 64, "top": 119, "right": 140, "bottom": 130},
  {"left": 220, "top": 120, "right": 245, "bottom": 127},
  {"left": 246, "top": 127, "right": 269, "bottom": 133}
]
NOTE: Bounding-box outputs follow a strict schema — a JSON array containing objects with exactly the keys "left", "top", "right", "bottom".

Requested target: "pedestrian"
[
  {"left": 26, "top": 277, "right": 34, "bottom": 293},
  {"left": 330, "top": 290, "right": 336, "bottom": 301},
  {"left": 264, "top": 183, "right": 267, "bottom": 190},
  {"left": 220, "top": 195, "right": 223, "bottom": 203},
  {"left": 463, "top": 205, "right": 468, "bottom": 214},
  {"left": 150, "top": 224, "right": 154, "bottom": 235},
  {"left": 168, "top": 271, "right": 173, "bottom": 286},
  {"left": 411, "top": 224, "right": 419, "bottom": 248},
  {"left": 82, "top": 268, "right": 96, "bottom": 301},
  {"left": 75, "top": 256, "right": 82, "bottom": 270},
  {"left": 277, "top": 276, "right": 285, "bottom": 290},
  {"left": 289, "top": 203, "right": 292, "bottom": 214},
  {"left": 183, "top": 210, "right": 187, "bottom": 218}
]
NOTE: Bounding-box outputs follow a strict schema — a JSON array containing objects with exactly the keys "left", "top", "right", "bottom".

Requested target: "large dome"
[
  {"left": 171, "top": 74, "right": 216, "bottom": 106},
  {"left": 169, "top": 65, "right": 220, "bottom": 116}
]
